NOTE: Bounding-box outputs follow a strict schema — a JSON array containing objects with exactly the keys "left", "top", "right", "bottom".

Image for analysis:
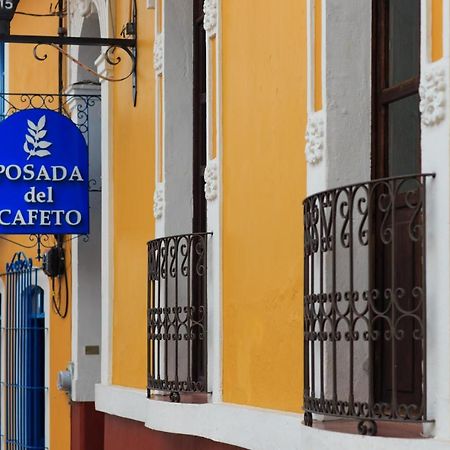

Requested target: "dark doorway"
[
  {"left": 372, "top": 0, "right": 422, "bottom": 408},
  {"left": 193, "top": 0, "right": 207, "bottom": 234},
  {"left": 192, "top": 0, "right": 208, "bottom": 388}
]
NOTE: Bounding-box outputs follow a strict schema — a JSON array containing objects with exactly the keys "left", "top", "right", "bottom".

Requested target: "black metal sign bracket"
[{"left": 0, "top": 0, "right": 138, "bottom": 105}]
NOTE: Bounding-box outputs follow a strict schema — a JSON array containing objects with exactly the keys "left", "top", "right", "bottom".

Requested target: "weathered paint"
[
  {"left": 222, "top": 0, "right": 306, "bottom": 412},
  {"left": 112, "top": 0, "right": 155, "bottom": 388}
]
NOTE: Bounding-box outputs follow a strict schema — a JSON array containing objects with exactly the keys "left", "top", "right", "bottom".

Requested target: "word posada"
[{"left": 0, "top": 163, "right": 85, "bottom": 227}]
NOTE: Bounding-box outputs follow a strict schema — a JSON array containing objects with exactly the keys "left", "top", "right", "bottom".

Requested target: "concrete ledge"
[
  {"left": 95, "top": 384, "right": 148, "bottom": 423},
  {"left": 95, "top": 384, "right": 450, "bottom": 450}
]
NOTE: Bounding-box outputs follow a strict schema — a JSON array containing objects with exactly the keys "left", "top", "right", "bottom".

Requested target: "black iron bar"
[
  {"left": 319, "top": 195, "right": 324, "bottom": 405},
  {"left": 367, "top": 182, "right": 374, "bottom": 416},
  {"left": 147, "top": 233, "right": 211, "bottom": 400},
  {"left": 0, "top": 34, "right": 135, "bottom": 48},
  {"left": 303, "top": 173, "right": 435, "bottom": 430},
  {"left": 187, "top": 236, "right": 192, "bottom": 389},
  {"left": 390, "top": 180, "right": 397, "bottom": 418},
  {"left": 174, "top": 238, "right": 179, "bottom": 388},
  {"left": 422, "top": 181, "right": 428, "bottom": 421},
  {"left": 57, "top": 0, "right": 64, "bottom": 112},
  {"left": 349, "top": 187, "right": 355, "bottom": 416},
  {"left": 303, "top": 202, "right": 310, "bottom": 417},
  {"left": 331, "top": 193, "right": 337, "bottom": 408}
]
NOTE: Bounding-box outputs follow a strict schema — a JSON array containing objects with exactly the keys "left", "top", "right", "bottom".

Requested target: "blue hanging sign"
[{"left": 0, "top": 108, "right": 89, "bottom": 234}]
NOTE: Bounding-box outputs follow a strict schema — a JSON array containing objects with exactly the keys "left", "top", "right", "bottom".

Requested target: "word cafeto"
[{"left": 0, "top": 163, "right": 84, "bottom": 227}]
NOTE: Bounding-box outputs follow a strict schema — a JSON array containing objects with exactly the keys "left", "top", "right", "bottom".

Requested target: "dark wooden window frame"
[
  {"left": 371, "top": 0, "right": 423, "bottom": 408},
  {"left": 371, "top": 0, "right": 421, "bottom": 180},
  {"left": 193, "top": 0, "right": 207, "bottom": 234}
]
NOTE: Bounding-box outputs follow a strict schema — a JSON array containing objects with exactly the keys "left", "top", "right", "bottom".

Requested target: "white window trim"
[
  {"left": 421, "top": 0, "right": 450, "bottom": 440},
  {"left": 306, "top": 0, "right": 450, "bottom": 440},
  {"left": 150, "top": 0, "right": 223, "bottom": 400}
]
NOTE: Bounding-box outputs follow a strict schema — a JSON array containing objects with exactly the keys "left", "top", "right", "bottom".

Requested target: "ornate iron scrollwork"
[
  {"left": 0, "top": 92, "right": 100, "bottom": 261},
  {"left": 303, "top": 173, "right": 436, "bottom": 429},
  {"left": 147, "top": 232, "right": 212, "bottom": 401},
  {"left": 0, "top": 0, "right": 138, "bottom": 104},
  {"left": 357, "top": 420, "right": 377, "bottom": 436},
  {"left": 169, "top": 391, "right": 181, "bottom": 403}
]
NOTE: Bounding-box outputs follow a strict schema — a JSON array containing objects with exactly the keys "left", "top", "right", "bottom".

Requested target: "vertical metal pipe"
[
  {"left": 147, "top": 244, "right": 151, "bottom": 397},
  {"left": 422, "top": 176, "right": 428, "bottom": 420},
  {"left": 303, "top": 201, "right": 310, "bottom": 409},
  {"left": 18, "top": 265, "right": 22, "bottom": 448},
  {"left": 310, "top": 198, "right": 316, "bottom": 400},
  {"left": 58, "top": 0, "right": 65, "bottom": 114},
  {"left": 187, "top": 237, "right": 192, "bottom": 389},
  {"left": 164, "top": 238, "right": 169, "bottom": 388},
  {"left": 202, "top": 234, "right": 208, "bottom": 393},
  {"left": 331, "top": 192, "right": 337, "bottom": 407},
  {"left": 390, "top": 180, "right": 397, "bottom": 417},
  {"left": 367, "top": 183, "right": 374, "bottom": 416},
  {"left": 6, "top": 270, "right": 10, "bottom": 449},
  {"left": 156, "top": 241, "right": 161, "bottom": 386},
  {"left": 0, "top": 289, "right": 2, "bottom": 449},
  {"left": 348, "top": 187, "right": 355, "bottom": 412},
  {"left": 319, "top": 195, "right": 325, "bottom": 402},
  {"left": 13, "top": 269, "right": 17, "bottom": 446},
  {"left": 174, "top": 237, "right": 179, "bottom": 388}
]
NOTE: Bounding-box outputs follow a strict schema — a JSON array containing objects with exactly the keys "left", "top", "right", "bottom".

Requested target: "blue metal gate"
[{"left": 0, "top": 252, "right": 47, "bottom": 449}]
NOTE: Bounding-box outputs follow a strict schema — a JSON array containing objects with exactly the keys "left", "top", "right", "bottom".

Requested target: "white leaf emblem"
[
  {"left": 35, "top": 150, "right": 51, "bottom": 157},
  {"left": 27, "top": 120, "right": 37, "bottom": 131},
  {"left": 23, "top": 115, "right": 52, "bottom": 160},
  {"left": 37, "top": 115, "right": 46, "bottom": 131},
  {"left": 37, "top": 141, "right": 51, "bottom": 149}
]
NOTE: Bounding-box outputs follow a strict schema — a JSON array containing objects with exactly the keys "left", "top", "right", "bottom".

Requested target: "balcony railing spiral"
[
  {"left": 147, "top": 232, "right": 211, "bottom": 402},
  {"left": 303, "top": 173, "right": 434, "bottom": 435}
]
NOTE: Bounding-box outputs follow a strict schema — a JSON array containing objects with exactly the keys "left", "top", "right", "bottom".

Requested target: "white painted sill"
[{"left": 95, "top": 384, "right": 450, "bottom": 450}]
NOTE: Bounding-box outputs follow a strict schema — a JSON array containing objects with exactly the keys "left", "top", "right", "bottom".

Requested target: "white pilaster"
[{"left": 96, "top": 52, "right": 114, "bottom": 385}]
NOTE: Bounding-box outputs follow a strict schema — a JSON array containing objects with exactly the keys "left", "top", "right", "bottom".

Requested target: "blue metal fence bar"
[
  {"left": 0, "top": 290, "right": 2, "bottom": 450},
  {"left": 0, "top": 254, "right": 47, "bottom": 450}
]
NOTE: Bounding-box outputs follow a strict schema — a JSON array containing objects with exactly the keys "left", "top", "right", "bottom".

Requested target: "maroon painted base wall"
[
  {"left": 71, "top": 402, "right": 105, "bottom": 450},
  {"left": 104, "top": 413, "right": 245, "bottom": 450}
]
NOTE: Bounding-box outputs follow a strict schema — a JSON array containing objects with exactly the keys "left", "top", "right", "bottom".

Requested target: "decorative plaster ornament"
[
  {"left": 419, "top": 68, "right": 446, "bottom": 127},
  {"left": 204, "top": 161, "right": 218, "bottom": 201},
  {"left": 153, "top": 33, "right": 164, "bottom": 75},
  {"left": 305, "top": 116, "right": 325, "bottom": 165},
  {"left": 73, "top": 0, "right": 95, "bottom": 17},
  {"left": 203, "top": 0, "right": 218, "bottom": 37},
  {"left": 153, "top": 186, "right": 164, "bottom": 219}
]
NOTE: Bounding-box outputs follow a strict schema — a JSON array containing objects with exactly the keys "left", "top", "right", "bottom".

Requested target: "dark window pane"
[
  {"left": 389, "top": 0, "right": 420, "bottom": 86},
  {"left": 388, "top": 94, "right": 420, "bottom": 177}
]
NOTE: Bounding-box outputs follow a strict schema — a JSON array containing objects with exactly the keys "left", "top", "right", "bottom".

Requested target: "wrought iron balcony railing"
[
  {"left": 303, "top": 174, "right": 434, "bottom": 435},
  {"left": 147, "top": 232, "right": 211, "bottom": 402}
]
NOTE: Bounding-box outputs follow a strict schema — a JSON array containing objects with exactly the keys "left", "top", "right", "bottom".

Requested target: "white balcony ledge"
[{"left": 95, "top": 384, "right": 450, "bottom": 450}]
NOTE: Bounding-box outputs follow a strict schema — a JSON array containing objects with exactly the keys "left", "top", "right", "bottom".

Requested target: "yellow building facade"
[{"left": 0, "top": 1, "right": 449, "bottom": 449}]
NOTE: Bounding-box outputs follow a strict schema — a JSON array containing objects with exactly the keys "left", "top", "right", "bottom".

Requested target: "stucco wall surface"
[
  {"left": 112, "top": 0, "right": 155, "bottom": 389},
  {"left": 221, "top": 0, "right": 307, "bottom": 412}
]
